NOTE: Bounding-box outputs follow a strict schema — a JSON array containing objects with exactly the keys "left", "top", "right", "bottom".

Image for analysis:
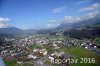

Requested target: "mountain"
[
  {"left": 0, "top": 27, "right": 23, "bottom": 34},
  {"left": 23, "top": 29, "right": 36, "bottom": 34},
  {"left": 56, "top": 18, "right": 100, "bottom": 30},
  {"left": 0, "top": 15, "right": 100, "bottom": 34},
  {"left": 0, "top": 27, "right": 36, "bottom": 34}
]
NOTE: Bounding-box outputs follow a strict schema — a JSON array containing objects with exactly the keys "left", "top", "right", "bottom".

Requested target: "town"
[{"left": 0, "top": 33, "right": 100, "bottom": 66}]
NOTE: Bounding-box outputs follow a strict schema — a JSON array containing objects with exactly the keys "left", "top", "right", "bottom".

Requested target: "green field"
[
  {"left": 5, "top": 58, "right": 18, "bottom": 66},
  {"left": 29, "top": 44, "right": 41, "bottom": 49},
  {"left": 95, "top": 37, "right": 100, "bottom": 45},
  {"left": 21, "top": 63, "right": 33, "bottom": 66},
  {"left": 61, "top": 47, "right": 100, "bottom": 66}
]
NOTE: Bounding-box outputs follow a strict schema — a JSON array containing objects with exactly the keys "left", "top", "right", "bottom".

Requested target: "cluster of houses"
[
  {"left": 80, "top": 42, "right": 100, "bottom": 55},
  {"left": 0, "top": 35, "right": 100, "bottom": 66}
]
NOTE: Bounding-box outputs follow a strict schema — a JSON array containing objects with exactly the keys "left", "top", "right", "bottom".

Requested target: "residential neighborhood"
[{"left": 0, "top": 34, "right": 100, "bottom": 66}]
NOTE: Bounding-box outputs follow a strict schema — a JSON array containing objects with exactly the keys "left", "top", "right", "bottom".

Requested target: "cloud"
[
  {"left": 64, "top": 11, "right": 99, "bottom": 23},
  {"left": 37, "top": 23, "right": 60, "bottom": 29},
  {"left": 48, "top": 20, "right": 62, "bottom": 23},
  {"left": 48, "top": 11, "right": 99, "bottom": 24},
  {"left": 80, "top": 3, "right": 100, "bottom": 11},
  {"left": 0, "top": 17, "right": 11, "bottom": 28},
  {"left": 0, "top": 22, "right": 10, "bottom": 28},
  {"left": 53, "top": 6, "right": 66, "bottom": 14},
  {"left": 64, "top": 16, "right": 81, "bottom": 23},
  {"left": 76, "top": 0, "right": 89, "bottom": 4},
  {"left": 47, "top": 23, "right": 60, "bottom": 28},
  {"left": 85, "top": 11, "right": 98, "bottom": 18},
  {"left": 48, "top": 16, "right": 81, "bottom": 23},
  {"left": 48, "top": 20, "right": 58, "bottom": 23},
  {"left": 0, "top": 17, "right": 10, "bottom": 22}
]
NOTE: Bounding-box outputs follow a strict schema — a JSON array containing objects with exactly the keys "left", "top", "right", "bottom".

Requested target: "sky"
[{"left": 0, "top": 0, "right": 100, "bottom": 30}]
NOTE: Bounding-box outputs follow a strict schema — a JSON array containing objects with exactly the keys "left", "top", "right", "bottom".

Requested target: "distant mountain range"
[
  {"left": 56, "top": 15, "right": 100, "bottom": 30},
  {"left": 0, "top": 16, "right": 100, "bottom": 34},
  {"left": 0, "top": 27, "right": 36, "bottom": 34},
  {"left": 0, "top": 27, "right": 23, "bottom": 34}
]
